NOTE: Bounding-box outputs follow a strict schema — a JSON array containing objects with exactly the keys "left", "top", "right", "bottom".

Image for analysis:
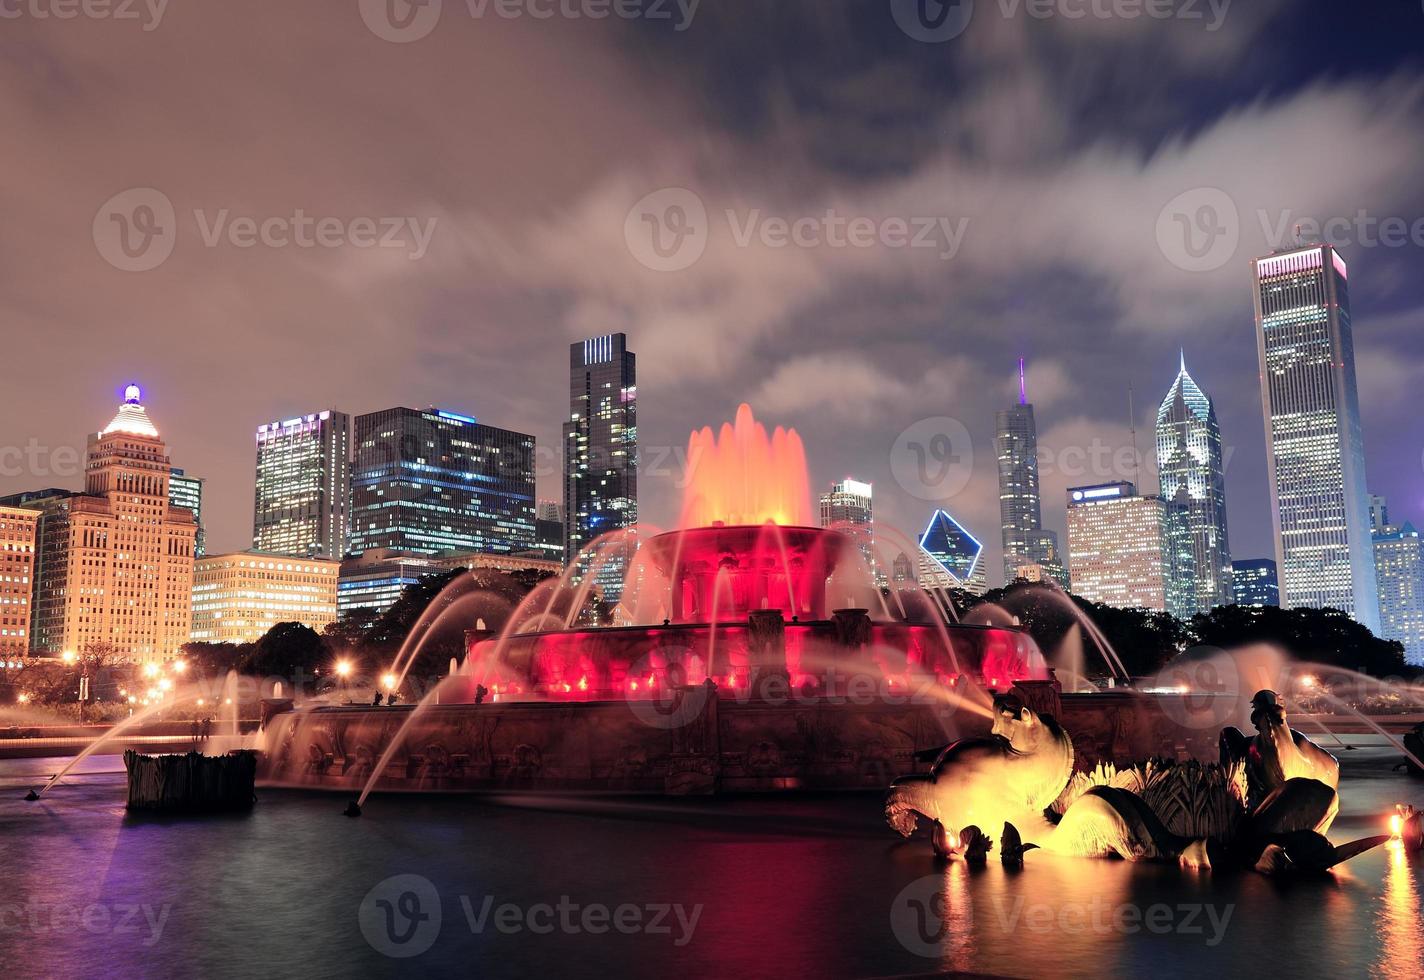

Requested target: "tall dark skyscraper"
[
  {"left": 995, "top": 359, "right": 1066, "bottom": 588},
  {"left": 1252, "top": 244, "right": 1379, "bottom": 631},
  {"left": 563, "top": 334, "right": 637, "bottom": 603},
  {"left": 1155, "top": 353, "right": 1232, "bottom": 613},
  {"left": 348, "top": 407, "right": 535, "bottom": 557}
]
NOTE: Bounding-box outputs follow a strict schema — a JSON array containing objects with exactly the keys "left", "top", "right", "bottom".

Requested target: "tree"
[
  {"left": 1191, "top": 604, "right": 1412, "bottom": 678},
  {"left": 242, "top": 622, "right": 330, "bottom": 680}
]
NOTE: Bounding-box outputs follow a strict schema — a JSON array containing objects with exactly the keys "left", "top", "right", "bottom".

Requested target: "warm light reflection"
[
  {"left": 677, "top": 404, "right": 813, "bottom": 528},
  {"left": 1378, "top": 837, "right": 1422, "bottom": 978}
]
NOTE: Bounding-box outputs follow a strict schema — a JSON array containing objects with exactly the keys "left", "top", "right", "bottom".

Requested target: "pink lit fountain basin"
[
  {"left": 257, "top": 522, "right": 1057, "bottom": 796},
  {"left": 255, "top": 407, "right": 1222, "bottom": 797},
  {"left": 467, "top": 524, "right": 1048, "bottom": 701}
]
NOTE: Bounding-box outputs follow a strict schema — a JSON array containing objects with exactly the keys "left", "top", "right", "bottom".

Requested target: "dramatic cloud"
[{"left": 1, "top": 1, "right": 1420, "bottom": 584}]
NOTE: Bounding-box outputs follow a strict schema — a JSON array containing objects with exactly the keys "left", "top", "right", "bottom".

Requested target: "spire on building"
[{"left": 1018, "top": 357, "right": 1028, "bottom": 406}]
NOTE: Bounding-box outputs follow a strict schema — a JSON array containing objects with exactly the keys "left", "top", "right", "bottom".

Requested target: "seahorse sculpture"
[
  {"left": 887, "top": 689, "right": 1386, "bottom": 875},
  {"left": 885, "top": 693, "right": 1074, "bottom": 854}
]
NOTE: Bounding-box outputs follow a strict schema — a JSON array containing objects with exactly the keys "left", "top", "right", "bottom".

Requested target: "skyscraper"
[
  {"left": 1253, "top": 244, "right": 1379, "bottom": 631},
  {"left": 1231, "top": 559, "right": 1280, "bottom": 608},
  {"left": 0, "top": 507, "right": 37, "bottom": 657},
  {"left": 995, "top": 359, "right": 1066, "bottom": 588},
  {"left": 20, "top": 385, "right": 196, "bottom": 661},
  {"left": 1155, "top": 353, "right": 1232, "bottom": 613},
  {"left": 169, "top": 468, "right": 205, "bottom": 557},
  {"left": 819, "top": 479, "right": 878, "bottom": 580},
  {"left": 1066, "top": 481, "right": 1189, "bottom": 615},
  {"left": 918, "top": 509, "right": 987, "bottom": 595},
  {"left": 253, "top": 410, "right": 351, "bottom": 559},
  {"left": 563, "top": 334, "right": 637, "bottom": 603},
  {"left": 348, "top": 407, "right": 536, "bottom": 558},
  {"left": 1372, "top": 502, "right": 1424, "bottom": 665}
]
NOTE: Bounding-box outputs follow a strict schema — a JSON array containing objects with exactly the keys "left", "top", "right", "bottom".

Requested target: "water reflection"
[{"left": 1378, "top": 840, "right": 1422, "bottom": 979}]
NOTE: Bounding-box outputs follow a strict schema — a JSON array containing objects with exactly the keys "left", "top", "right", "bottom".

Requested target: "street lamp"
[{"left": 335, "top": 660, "right": 353, "bottom": 678}]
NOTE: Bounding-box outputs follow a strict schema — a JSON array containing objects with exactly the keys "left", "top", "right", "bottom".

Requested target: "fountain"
[{"left": 257, "top": 406, "right": 1052, "bottom": 798}]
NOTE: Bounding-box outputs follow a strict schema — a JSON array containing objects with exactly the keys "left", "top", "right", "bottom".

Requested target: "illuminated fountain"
[
  {"left": 259, "top": 406, "right": 1049, "bottom": 798},
  {"left": 463, "top": 404, "right": 1047, "bottom": 702}
]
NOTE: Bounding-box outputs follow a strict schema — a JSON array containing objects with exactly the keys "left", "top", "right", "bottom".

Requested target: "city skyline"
[{"left": 3, "top": 6, "right": 1422, "bottom": 590}]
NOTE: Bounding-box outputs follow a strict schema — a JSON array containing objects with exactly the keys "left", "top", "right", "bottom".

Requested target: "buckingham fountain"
[{"left": 255, "top": 406, "right": 1294, "bottom": 803}]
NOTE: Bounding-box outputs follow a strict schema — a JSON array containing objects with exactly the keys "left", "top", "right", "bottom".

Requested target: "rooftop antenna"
[{"left": 1018, "top": 357, "right": 1028, "bottom": 406}]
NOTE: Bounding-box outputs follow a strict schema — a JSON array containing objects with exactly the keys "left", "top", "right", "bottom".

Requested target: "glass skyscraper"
[
  {"left": 253, "top": 410, "right": 351, "bottom": 559},
  {"left": 348, "top": 407, "right": 535, "bottom": 557},
  {"left": 995, "top": 360, "right": 1066, "bottom": 588},
  {"left": 1231, "top": 558, "right": 1280, "bottom": 608},
  {"left": 563, "top": 334, "right": 637, "bottom": 604},
  {"left": 919, "top": 509, "right": 987, "bottom": 595},
  {"left": 1372, "top": 497, "right": 1424, "bottom": 666},
  {"left": 1252, "top": 244, "right": 1379, "bottom": 631},
  {"left": 1155, "top": 353, "right": 1232, "bottom": 613},
  {"left": 168, "top": 468, "right": 206, "bottom": 557}
]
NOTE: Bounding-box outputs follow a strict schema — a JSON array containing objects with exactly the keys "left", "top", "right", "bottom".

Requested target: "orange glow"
[
  {"left": 1391, "top": 814, "right": 1404, "bottom": 838},
  {"left": 577, "top": 675, "right": 588, "bottom": 692},
  {"left": 678, "top": 404, "right": 813, "bottom": 528}
]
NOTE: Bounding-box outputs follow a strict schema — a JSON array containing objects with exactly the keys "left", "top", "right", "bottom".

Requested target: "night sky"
[{"left": 2, "top": 0, "right": 1421, "bottom": 583}]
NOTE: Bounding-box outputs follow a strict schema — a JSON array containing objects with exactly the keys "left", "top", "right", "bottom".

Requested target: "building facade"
[
  {"left": 348, "top": 407, "right": 535, "bottom": 558},
  {"left": 169, "top": 468, "right": 205, "bottom": 557},
  {"left": 21, "top": 386, "right": 196, "bottom": 661},
  {"left": 253, "top": 410, "right": 351, "bottom": 559},
  {"left": 995, "top": 360, "right": 1067, "bottom": 588},
  {"left": 819, "top": 479, "right": 879, "bottom": 580},
  {"left": 191, "top": 551, "right": 340, "bottom": 644},
  {"left": 1252, "top": 244, "right": 1379, "bottom": 631},
  {"left": 1373, "top": 522, "right": 1424, "bottom": 665},
  {"left": 1155, "top": 353, "right": 1232, "bottom": 613},
  {"left": 1066, "top": 482, "right": 1187, "bottom": 615},
  {"left": 0, "top": 507, "right": 37, "bottom": 657},
  {"left": 1231, "top": 558, "right": 1280, "bottom": 608},
  {"left": 563, "top": 334, "right": 637, "bottom": 603},
  {"left": 918, "top": 509, "right": 988, "bottom": 595}
]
